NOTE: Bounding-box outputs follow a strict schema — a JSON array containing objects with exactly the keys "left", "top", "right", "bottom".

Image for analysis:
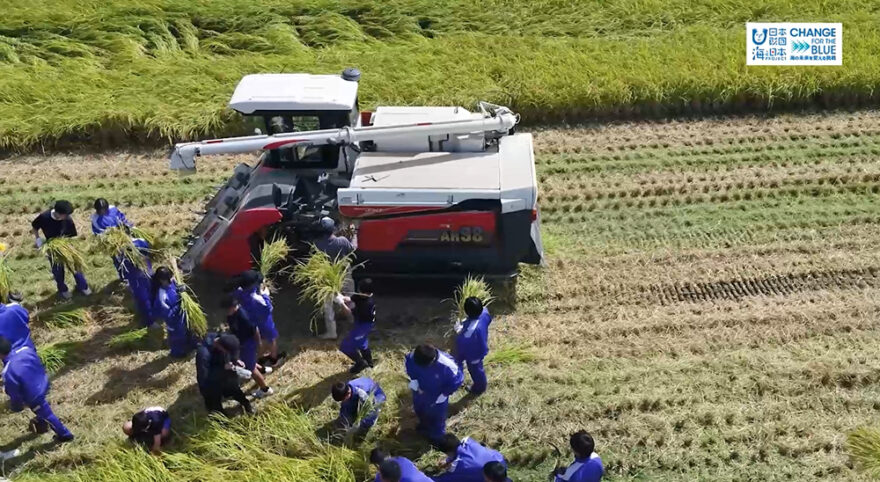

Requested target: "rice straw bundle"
[
  {"left": 163, "top": 254, "right": 207, "bottom": 338},
  {"left": 291, "top": 247, "right": 352, "bottom": 333},
  {"left": 130, "top": 226, "right": 165, "bottom": 251},
  {"left": 452, "top": 274, "right": 494, "bottom": 321},
  {"left": 95, "top": 226, "right": 149, "bottom": 274},
  {"left": 41, "top": 237, "right": 86, "bottom": 274},
  {"left": 257, "top": 236, "right": 290, "bottom": 291}
]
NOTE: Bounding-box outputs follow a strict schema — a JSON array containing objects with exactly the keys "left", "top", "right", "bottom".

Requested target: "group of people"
[{"left": 1, "top": 199, "right": 605, "bottom": 481}]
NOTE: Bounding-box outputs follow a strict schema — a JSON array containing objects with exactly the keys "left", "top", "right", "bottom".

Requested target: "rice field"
[
  {"left": 1, "top": 0, "right": 879, "bottom": 150},
  {"left": 1, "top": 110, "right": 880, "bottom": 480}
]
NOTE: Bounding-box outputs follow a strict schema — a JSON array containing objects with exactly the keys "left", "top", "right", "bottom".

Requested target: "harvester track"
[{"left": 650, "top": 267, "right": 880, "bottom": 305}]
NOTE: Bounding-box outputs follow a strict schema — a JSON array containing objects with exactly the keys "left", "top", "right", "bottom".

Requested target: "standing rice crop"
[
  {"left": 94, "top": 226, "right": 149, "bottom": 275},
  {"left": 451, "top": 274, "right": 494, "bottom": 321},
  {"left": 291, "top": 248, "right": 352, "bottom": 333},
  {"left": 0, "top": 242, "right": 12, "bottom": 303},
  {"left": 257, "top": 236, "right": 290, "bottom": 292},
  {"left": 41, "top": 237, "right": 86, "bottom": 274}
]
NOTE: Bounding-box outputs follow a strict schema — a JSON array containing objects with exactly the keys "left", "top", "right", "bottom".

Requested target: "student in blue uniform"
[
  {"left": 91, "top": 198, "right": 133, "bottom": 281},
  {"left": 552, "top": 431, "right": 604, "bottom": 482},
  {"left": 433, "top": 434, "right": 507, "bottom": 482},
  {"left": 453, "top": 297, "right": 493, "bottom": 396},
  {"left": 232, "top": 271, "right": 284, "bottom": 367},
  {"left": 482, "top": 461, "right": 511, "bottom": 482},
  {"left": 0, "top": 336, "right": 73, "bottom": 442},
  {"left": 338, "top": 278, "right": 376, "bottom": 374},
  {"left": 0, "top": 293, "right": 34, "bottom": 351},
  {"left": 151, "top": 267, "right": 197, "bottom": 358},
  {"left": 31, "top": 200, "right": 90, "bottom": 299},
  {"left": 331, "top": 377, "right": 385, "bottom": 434},
  {"left": 122, "top": 406, "right": 171, "bottom": 454},
  {"left": 121, "top": 238, "right": 154, "bottom": 326},
  {"left": 370, "top": 448, "right": 432, "bottom": 482},
  {"left": 405, "top": 344, "right": 464, "bottom": 445},
  {"left": 222, "top": 295, "right": 273, "bottom": 399}
]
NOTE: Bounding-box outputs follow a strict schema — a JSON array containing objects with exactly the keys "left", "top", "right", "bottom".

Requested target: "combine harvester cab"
[{"left": 170, "top": 68, "right": 544, "bottom": 280}]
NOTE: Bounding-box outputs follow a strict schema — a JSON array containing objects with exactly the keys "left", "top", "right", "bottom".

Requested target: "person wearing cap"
[
  {"left": 31, "top": 200, "right": 91, "bottom": 299},
  {"left": 122, "top": 238, "right": 154, "bottom": 326},
  {"left": 0, "top": 292, "right": 34, "bottom": 351},
  {"left": 331, "top": 377, "right": 385, "bottom": 435},
  {"left": 91, "top": 198, "right": 133, "bottom": 281},
  {"left": 312, "top": 217, "right": 356, "bottom": 340},
  {"left": 552, "top": 431, "right": 604, "bottom": 482},
  {"left": 453, "top": 297, "right": 494, "bottom": 396},
  {"left": 405, "top": 344, "right": 464, "bottom": 444},
  {"left": 0, "top": 335, "right": 74, "bottom": 443},
  {"left": 151, "top": 266, "right": 198, "bottom": 357},
  {"left": 433, "top": 434, "right": 507, "bottom": 482},
  {"left": 222, "top": 295, "right": 273, "bottom": 399},
  {"left": 122, "top": 406, "right": 171, "bottom": 454},
  {"left": 195, "top": 332, "right": 254, "bottom": 415},
  {"left": 230, "top": 270, "right": 284, "bottom": 366},
  {"left": 370, "top": 448, "right": 432, "bottom": 482}
]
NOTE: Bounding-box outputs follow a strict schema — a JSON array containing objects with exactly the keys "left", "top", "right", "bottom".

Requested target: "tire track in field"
[{"left": 649, "top": 267, "right": 880, "bottom": 305}]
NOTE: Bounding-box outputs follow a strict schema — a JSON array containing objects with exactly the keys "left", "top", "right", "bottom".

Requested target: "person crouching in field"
[
  {"left": 195, "top": 333, "right": 254, "bottom": 416},
  {"left": 121, "top": 238, "right": 154, "bottom": 326},
  {"left": 338, "top": 278, "right": 376, "bottom": 374},
  {"left": 222, "top": 295, "right": 273, "bottom": 399},
  {"left": 370, "top": 448, "right": 432, "bottom": 482},
  {"left": 151, "top": 267, "right": 198, "bottom": 358},
  {"left": 331, "top": 377, "right": 385, "bottom": 438},
  {"left": 0, "top": 336, "right": 74, "bottom": 443},
  {"left": 0, "top": 292, "right": 35, "bottom": 351},
  {"left": 123, "top": 407, "right": 171, "bottom": 454},
  {"left": 454, "top": 297, "right": 493, "bottom": 396},
  {"left": 91, "top": 198, "right": 133, "bottom": 281},
  {"left": 231, "top": 270, "right": 285, "bottom": 367},
  {"left": 31, "top": 200, "right": 91, "bottom": 299},
  {"left": 552, "top": 431, "right": 604, "bottom": 482},
  {"left": 432, "top": 434, "right": 507, "bottom": 482}
]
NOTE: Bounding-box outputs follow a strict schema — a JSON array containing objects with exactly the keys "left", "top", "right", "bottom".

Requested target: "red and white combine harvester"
[{"left": 169, "top": 68, "right": 544, "bottom": 285}]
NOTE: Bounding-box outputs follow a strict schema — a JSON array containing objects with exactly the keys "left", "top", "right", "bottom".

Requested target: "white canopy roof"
[{"left": 229, "top": 74, "right": 358, "bottom": 114}]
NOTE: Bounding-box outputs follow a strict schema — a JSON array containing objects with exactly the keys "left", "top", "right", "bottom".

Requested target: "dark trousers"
[
  {"left": 202, "top": 382, "right": 252, "bottom": 414},
  {"left": 49, "top": 259, "right": 88, "bottom": 294}
]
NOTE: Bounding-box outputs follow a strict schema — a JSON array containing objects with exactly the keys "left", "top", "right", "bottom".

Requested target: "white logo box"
[{"left": 746, "top": 22, "right": 842, "bottom": 66}]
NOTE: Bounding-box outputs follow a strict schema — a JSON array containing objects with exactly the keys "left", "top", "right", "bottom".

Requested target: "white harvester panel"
[
  {"left": 229, "top": 74, "right": 359, "bottom": 113},
  {"left": 339, "top": 133, "right": 536, "bottom": 213},
  {"left": 370, "top": 106, "right": 487, "bottom": 152}
]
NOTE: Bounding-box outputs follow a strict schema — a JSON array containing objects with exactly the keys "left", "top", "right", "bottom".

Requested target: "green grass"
[
  {"left": 36, "top": 343, "right": 69, "bottom": 375},
  {"left": 1, "top": 0, "right": 879, "bottom": 149}
]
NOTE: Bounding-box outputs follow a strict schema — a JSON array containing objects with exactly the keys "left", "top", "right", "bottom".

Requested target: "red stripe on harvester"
[
  {"left": 205, "top": 140, "right": 223, "bottom": 144},
  {"left": 416, "top": 122, "right": 432, "bottom": 126},
  {"left": 263, "top": 139, "right": 304, "bottom": 150}
]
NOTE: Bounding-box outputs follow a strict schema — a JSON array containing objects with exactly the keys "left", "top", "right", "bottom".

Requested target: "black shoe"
[
  {"left": 361, "top": 349, "right": 374, "bottom": 367},
  {"left": 53, "top": 434, "right": 74, "bottom": 443},
  {"left": 243, "top": 404, "right": 255, "bottom": 415},
  {"left": 349, "top": 361, "right": 368, "bottom": 374},
  {"left": 29, "top": 417, "right": 49, "bottom": 434}
]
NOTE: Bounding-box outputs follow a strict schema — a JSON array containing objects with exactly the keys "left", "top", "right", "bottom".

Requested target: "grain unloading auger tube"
[{"left": 169, "top": 102, "right": 518, "bottom": 171}]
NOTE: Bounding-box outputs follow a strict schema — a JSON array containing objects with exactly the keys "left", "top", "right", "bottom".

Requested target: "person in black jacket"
[
  {"left": 195, "top": 333, "right": 253, "bottom": 415},
  {"left": 31, "top": 200, "right": 91, "bottom": 299}
]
